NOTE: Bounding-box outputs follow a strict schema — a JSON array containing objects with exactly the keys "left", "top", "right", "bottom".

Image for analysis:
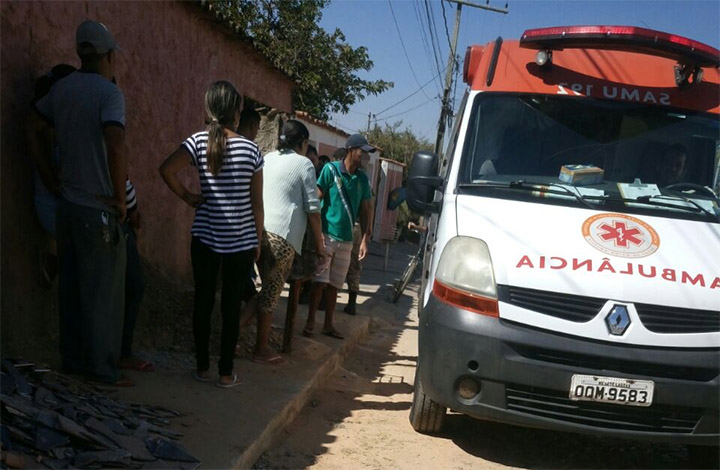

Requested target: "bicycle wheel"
[{"left": 392, "top": 256, "right": 419, "bottom": 303}]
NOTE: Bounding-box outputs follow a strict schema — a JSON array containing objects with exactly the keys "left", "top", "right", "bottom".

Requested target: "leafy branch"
[{"left": 206, "top": 0, "right": 393, "bottom": 119}]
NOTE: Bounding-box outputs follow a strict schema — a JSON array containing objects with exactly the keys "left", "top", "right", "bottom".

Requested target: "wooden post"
[
  {"left": 384, "top": 241, "right": 390, "bottom": 271},
  {"left": 435, "top": 0, "right": 508, "bottom": 154}
]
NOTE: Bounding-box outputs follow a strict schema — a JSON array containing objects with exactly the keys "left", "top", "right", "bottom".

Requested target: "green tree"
[
  {"left": 367, "top": 121, "right": 433, "bottom": 237},
  {"left": 206, "top": 0, "right": 392, "bottom": 120},
  {"left": 367, "top": 121, "right": 433, "bottom": 171}
]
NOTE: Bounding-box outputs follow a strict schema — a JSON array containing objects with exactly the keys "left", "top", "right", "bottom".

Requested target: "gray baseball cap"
[
  {"left": 345, "top": 134, "right": 376, "bottom": 153},
  {"left": 76, "top": 20, "right": 120, "bottom": 55}
]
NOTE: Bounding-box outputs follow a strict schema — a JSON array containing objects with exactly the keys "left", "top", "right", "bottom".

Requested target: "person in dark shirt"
[{"left": 28, "top": 21, "right": 131, "bottom": 386}]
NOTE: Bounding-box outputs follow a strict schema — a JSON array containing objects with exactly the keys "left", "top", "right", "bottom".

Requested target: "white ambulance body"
[{"left": 406, "top": 26, "right": 720, "bottom": 454}]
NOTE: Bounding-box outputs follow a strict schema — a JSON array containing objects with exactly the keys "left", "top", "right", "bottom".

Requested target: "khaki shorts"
[{"left": 314, "top": 237, "right": 353, "bottom": 289}]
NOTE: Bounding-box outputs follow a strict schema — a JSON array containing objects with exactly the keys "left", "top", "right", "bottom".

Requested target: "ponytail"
[
  {"left": 206, "top": 119, "right": 227, "bottom": 176},
  {"left": 278, "top": 119, "right": 309, "bottom": 152},
  {"left": 204, "top": 81, "right": 242, "bottom": 176}
]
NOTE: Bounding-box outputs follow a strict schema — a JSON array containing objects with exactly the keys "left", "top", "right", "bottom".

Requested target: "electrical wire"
[
  {"left": 423, "top": 0, "right": 445, "bottom": 88},
  {"left": 374, "top": 65, "right": 446, "bottom": 117},
  {"left": 413, "top": 1, "right": 443, "bottom": 96},
  {"left": 451, "top": 59, "right": 460, "bottom": 113},
  {"left": 440, "top": 0, "right": 454, "bottom": 55},
  {"left": 387, "top": 0, "right": 433, "bottom": 101},
  {"left": 375, "top": 97, "right": 439, "bottom": 123},
  {"left": 422, "top": 0, "right": 442, "bottom": 81},
  {"left": 328, "top": 117, "right": 360, "bottom": 134},
  {"left": 440, "top": 0, "right": 459, "bottom": 121},
  {"left": 497, "top": 0, "right": 508, "bottom": 38}
]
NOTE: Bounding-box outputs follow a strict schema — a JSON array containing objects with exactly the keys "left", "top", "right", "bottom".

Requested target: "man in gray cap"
[
  {"left": 303, "top": 134, "right": 374, "bottom": 339},
  {"left": 28, "top": 20, "right": 130, "bottom": 386}
]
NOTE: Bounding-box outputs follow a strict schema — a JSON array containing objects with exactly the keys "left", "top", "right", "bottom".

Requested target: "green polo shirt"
[{"left": 317, "top": 161, "right": 372, "bottom": 242}]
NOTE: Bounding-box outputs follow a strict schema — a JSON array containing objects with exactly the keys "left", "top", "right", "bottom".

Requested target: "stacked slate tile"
[{"left": 0, "top": 359, "right": 199, "bottom": 469}]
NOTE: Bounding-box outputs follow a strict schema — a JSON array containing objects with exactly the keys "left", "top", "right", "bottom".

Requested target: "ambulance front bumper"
[{"left": 417, "top": 295, "right": 720, "bottom": 445}]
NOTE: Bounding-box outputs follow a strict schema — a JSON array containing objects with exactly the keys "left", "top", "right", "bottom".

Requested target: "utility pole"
[
  {"left": 366, "top": 112, "right": 375, "bottom": 135},
  {"left": 434, "top": 0, "right": 508, "bottom": 155}
]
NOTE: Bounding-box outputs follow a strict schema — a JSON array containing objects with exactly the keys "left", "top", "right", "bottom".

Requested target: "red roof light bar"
[{"left": 520, "top": 25, "right": 719, "bottom": 68}]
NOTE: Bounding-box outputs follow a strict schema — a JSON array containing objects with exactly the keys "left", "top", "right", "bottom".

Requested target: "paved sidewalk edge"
[{"left": 233, "top": 315, "right": 372, "bottom": 469}]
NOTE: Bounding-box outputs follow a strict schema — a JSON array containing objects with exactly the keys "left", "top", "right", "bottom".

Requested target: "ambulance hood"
[{"left": 455, "top": 196, "right": 720, "bottom": 311}]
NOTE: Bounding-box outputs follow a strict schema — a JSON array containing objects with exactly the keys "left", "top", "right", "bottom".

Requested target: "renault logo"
[{"left": 605, "top": 305, "right": 631, "bottom": 336}]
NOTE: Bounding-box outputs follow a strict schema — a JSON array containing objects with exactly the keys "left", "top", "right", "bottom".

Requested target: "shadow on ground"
[
  {"left": 257, "top": 241, "right": 703, "bottom": 470},
  {"left": 442, "top": 414, "right": 694, "bottom": 469}
]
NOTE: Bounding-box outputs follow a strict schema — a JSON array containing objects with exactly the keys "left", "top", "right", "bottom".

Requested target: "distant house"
[
  {"left": 295, "top": 110, "right": 381, "bottom": 197},
  {"left": 294, "top": 112, "right": 402, "bottom": 244},
  {"left": 294, "top": 111, "right": 349, "bottom": 158},
  {"left": 0, "top": 1, "right": 295, "bottom": 353}
]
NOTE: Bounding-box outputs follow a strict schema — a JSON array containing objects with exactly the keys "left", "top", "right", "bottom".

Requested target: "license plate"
[{"left": 569, "top": 375, "right": 654, "bottom": 407}]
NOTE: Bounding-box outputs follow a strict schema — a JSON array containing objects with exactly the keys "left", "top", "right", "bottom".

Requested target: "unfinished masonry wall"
[{"left": 0, "top": 1, "right": 293, "bottom": 353}]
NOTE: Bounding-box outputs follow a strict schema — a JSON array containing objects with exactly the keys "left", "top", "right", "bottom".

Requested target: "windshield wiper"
[
  {"left": 600, "top": 194, "right": 719, "bottom": 220},
  {"left": 461, "top": 181, "right": 719, "bottom": 220},
  {"left": 635, "top": 194, "right": 719, "bottom": 219},
  {"left": 460, "top": 180, "right": 597, "bottom": 209}
]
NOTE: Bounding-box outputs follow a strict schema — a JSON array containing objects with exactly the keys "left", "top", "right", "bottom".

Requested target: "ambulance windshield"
[{"left": 458, "top": 94, "right": 720, "bottom": 220}]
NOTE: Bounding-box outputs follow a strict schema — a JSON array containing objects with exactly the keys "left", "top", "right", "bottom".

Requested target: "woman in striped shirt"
[{"left": 160, "top": 81, "right": 263, "bottom": 388}]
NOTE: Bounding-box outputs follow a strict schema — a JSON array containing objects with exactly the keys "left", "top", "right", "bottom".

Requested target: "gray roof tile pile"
[{"left": 0, "top": 359, "right": 199, "bottom": 469}]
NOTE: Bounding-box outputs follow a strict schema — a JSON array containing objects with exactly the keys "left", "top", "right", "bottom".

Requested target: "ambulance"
[{"left": 406, "top": 26, "right": 719, "bottom": 459}]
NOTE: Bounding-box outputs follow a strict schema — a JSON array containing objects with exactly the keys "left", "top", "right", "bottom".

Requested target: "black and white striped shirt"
[
  {"left": 182, "top": 132, "right": 263, "bottom": 253},
  {"left": 126, "top": 180, "right": 137, "bottom": 212}
]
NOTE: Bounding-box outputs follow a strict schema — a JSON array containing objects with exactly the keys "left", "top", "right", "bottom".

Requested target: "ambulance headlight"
[{"left": 433, "top": 237, "right": 498, "bottom": 316}]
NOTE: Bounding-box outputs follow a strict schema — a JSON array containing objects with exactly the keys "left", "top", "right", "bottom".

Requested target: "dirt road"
[{"left": 257, "top": 281, "right": 700, "bottom": 470}]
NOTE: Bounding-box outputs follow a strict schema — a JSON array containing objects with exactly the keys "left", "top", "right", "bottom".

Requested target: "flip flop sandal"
[
  {"left": 321, "top": 329, "right": 344, "bottom": 340},
  {"left": 193, "top": 371, "right": 212, "bottom": 382},
  {"left": 251, "top": 355, "right": 288, "bottom": 366},
  {"left": 216, "top": 374, "right": 241, "bottom": 388}
]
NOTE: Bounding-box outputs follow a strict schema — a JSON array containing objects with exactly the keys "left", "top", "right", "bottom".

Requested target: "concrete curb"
[{"left": 233, "top": 315, "right": 371, "bottom": 469}]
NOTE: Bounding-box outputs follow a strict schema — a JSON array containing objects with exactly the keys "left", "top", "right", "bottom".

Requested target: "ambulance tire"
[
  {"left": 687, "top": 445, "right": 719, "bottom": 469},
  {"left": 410, "top": 370, "right": 446, "bottom": 433}
]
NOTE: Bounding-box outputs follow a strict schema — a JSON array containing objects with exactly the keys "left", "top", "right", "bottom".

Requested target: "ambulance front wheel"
[{"left": 409, "top": 370, "right": 446, "bottom": 433}]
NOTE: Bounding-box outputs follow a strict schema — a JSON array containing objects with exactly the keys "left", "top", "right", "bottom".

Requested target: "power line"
[
  {"left": 328, "top": 117, "right": 359, "bottom": 134},
  {"left": 440, "top": 0, "right": 459, "bottom": 117},
  {"left": 424, "top": 0, "right": 445, "bottom": 82},
  {"left": 375, "top": 66, "right": 446, "bottom": 117},
  {"left": 375, "top": 97, "right": 439, "bottom": 123},
  {"left": 422, "top": 1, "right": 445, "bottom": 83},
  {"left": 433, "top": 0, "right": 508, "bottom": 154},
  {"left": 387, "top": 0, "right": 433, "bottom": 101},
  {"left": 412, "top": 1, "right": 443, "bottom": 96},
  {"left": 451, "top": 55, "right": 460, "bottom": 113},
  {"left": 440, "top": 0, "right": 454, "bottom": 53},
  {"left": 497, "top": 0, "right": 509, "bottom": 38}
]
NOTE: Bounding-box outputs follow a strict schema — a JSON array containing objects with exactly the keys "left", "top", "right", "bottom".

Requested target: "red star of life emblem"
[{"left": 597, "top": 221, "right": 643, "bottom": 248}]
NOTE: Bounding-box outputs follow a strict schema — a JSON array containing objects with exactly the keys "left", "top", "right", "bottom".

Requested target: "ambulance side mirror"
[{"left": 407, "top": 151, "right": 442, "bottom": 214}]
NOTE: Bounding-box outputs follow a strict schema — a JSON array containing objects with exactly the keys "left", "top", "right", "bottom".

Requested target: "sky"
[{"left": 319, "top": 0, "right": 720, "bottom": 143}]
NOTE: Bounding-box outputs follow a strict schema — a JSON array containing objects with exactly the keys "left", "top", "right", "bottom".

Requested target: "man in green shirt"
[{"left": 303, "top": 134, "right": 374, "bottom": 339}]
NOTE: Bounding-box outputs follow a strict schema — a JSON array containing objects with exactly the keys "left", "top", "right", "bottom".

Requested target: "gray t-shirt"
[{"left": 35, "top": 71, "right": 125, "bottom": 211}]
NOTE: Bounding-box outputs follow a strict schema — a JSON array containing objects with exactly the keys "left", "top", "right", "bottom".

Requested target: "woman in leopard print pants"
[{"left": 250, "top": 120, "right": 326, "bottom": 364}]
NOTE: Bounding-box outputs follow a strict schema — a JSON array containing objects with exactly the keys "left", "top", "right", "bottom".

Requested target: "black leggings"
[{"left": 191, "top": 237, "right": 255, "bottom": 376}]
